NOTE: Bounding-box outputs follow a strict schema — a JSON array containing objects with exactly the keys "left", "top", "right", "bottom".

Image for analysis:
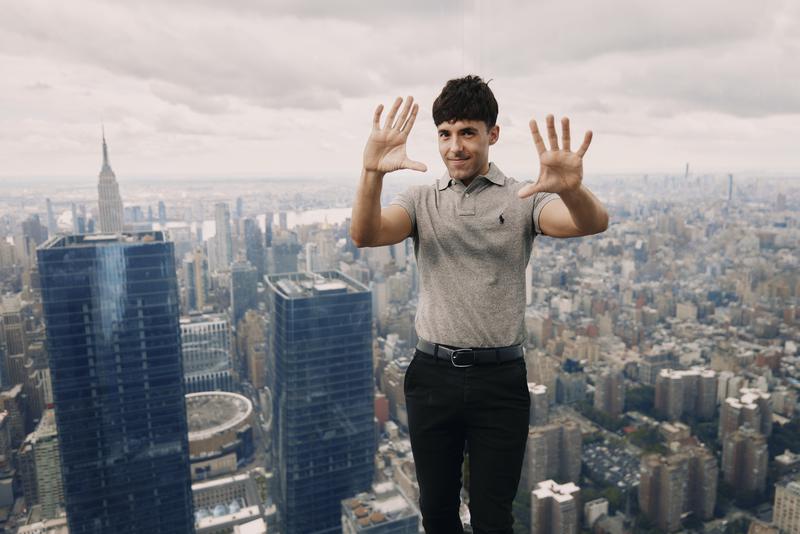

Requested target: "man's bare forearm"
[
  {"left": 350, "top": 169, "right": 386, "bottom": 247},
  {"left": 559, "top": 185, "right": 609, "bottom": 235}
]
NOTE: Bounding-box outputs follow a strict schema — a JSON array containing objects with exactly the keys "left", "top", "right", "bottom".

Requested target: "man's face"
[{"left": 437, "top": 119, "right": 499, "bottom": 181}]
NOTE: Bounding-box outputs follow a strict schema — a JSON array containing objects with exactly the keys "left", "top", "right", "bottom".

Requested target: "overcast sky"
[{"left": 1, "top": 0, "right": 799, "bottom": 182}]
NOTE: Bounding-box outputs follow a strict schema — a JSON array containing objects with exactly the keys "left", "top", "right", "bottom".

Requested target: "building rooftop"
[
  {"left": 342, "top": 481, "right": 418, "bottom": 529},
  {"left": 186, "top": 392, "right": 253, "bottom": 440},
  {"left": 532, "top": 480, "right": 580, "bottom": 502},
  {"left": 266, "top": 270, "right": 369, "bottom": 298},
  {"left": 39, "top": 231, "right": 166, "bottom": 249}
]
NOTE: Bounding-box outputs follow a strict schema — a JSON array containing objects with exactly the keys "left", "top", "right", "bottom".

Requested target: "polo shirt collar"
[{"left": 437, "top": 162, "right": 507, "bottom": 190}]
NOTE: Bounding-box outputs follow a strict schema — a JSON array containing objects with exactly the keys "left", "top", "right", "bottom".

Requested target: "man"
[{"left": 351, "top": 76, "right": 608, "bottom": 534}]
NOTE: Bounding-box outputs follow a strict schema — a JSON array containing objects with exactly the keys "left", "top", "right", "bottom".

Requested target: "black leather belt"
[{"left": 415, "top": 338, "right": 524, "bottom": 368}]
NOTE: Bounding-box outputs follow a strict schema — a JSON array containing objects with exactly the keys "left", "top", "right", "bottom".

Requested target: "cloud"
[{"left": 0, "top": 0, "right": 799, "bottom": 176}]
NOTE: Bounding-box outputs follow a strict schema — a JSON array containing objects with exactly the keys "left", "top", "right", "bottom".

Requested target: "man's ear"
[{"left": 488, "top": 124, "right": 500, "bottom": 145}]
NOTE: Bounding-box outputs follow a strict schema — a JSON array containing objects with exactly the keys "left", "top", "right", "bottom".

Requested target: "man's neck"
[{"left": 454, "top": 162, "right": 490, "bottom": 189}]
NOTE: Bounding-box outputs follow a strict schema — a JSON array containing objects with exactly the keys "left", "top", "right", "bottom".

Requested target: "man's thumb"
[
  {"left": 518, "top": 182, "right": 542, "bottom": 199},
  {"left": 404, "top": 159, "right": 428, "bottom": 173}
]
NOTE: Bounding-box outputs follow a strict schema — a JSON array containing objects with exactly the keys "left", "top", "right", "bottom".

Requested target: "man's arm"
[
  {"left": 351, "top": 169, "right": 413, "bottom": 247},
  {"left": 520, "top": 115, "right": 609, "bottom": 238},
  {"left": 351, "top": 96, "right": 426, "bottom": 248},
  {"left": 538, "top": 187, "right": 608, "bottom": 238}
]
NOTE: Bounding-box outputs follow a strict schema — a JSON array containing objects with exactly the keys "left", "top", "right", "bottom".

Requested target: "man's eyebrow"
[{"left": 459, "top": 127, "right": 478, "bottom": 134}]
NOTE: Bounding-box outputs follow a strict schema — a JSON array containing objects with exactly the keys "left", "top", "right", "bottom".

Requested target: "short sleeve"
[
  {"left": 532, "top": 192, "right": 558, "bottom": 235},
  {"left": 389, "top": 187, "right": 417, "bottom": 234}
]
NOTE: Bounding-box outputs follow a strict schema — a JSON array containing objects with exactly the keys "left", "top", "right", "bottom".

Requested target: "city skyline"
[{"left": 1, "top": 1, "right": 799, "bottom": 179}]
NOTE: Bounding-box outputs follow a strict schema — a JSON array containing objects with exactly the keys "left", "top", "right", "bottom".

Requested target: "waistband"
[{"left": 415, "top": 338, "right": 524, "bottom": 368}]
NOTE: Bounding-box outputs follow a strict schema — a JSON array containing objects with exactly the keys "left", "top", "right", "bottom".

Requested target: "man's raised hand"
[
  {"left": 518, "top": 115, "right": 592, "bottom": 198},
  {"left": 363, "top": 96, "right": 427, "bottom": 174}
]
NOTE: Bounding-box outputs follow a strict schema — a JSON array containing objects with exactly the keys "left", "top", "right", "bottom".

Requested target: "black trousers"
[{"left": 404, "top": 349, "right": 530, "bottom": 534}]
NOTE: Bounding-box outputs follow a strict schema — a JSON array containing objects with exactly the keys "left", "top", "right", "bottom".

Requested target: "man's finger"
[
  {"left": 546, "top": 114, "right": 559, "bottom": 151},
  {"left": 561, "top": 117, "right": 571, "bottom": 152},
  {"left": 400, "top": 102, "right": 419, "bottom": 133},
  {"left": 576, "top": 130, "right": 593, "bottom": 158},
  {"left": 529, "top": 119, "right": 546, "bottom": 155},
  {"left": 393, "top": 96, "right": 413, "bottom": 130},
  {"left": 403, "top": 159, "right": 428, "bottom": 173},
  {"left": 373, "top": 104, "right": 384, "bottom": 130},
  {"left": 384, "top": 97, "right": 402, "bottom": 129}
]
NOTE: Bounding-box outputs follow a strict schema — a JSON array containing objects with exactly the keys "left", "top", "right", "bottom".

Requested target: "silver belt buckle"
[{"left": 450, "top": 348, "right": 475, "bottom": 368}]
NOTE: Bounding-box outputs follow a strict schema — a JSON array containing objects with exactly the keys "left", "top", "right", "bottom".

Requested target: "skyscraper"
[
  {"left": 46, "top": 198, "right": 58, "bottom": 235},
  {"left": 96, "top": 132, "right": 124, "bottom": 233},
  {"left": 774, "top": 480, "right": 800, "bottom": 533},
  {"left": 719, "top": 388, "right": 772, "bottom": 440},
  {"left": 230, "top": 259, "right": 258, "bottom": 327},
  {"left": 722, "top": 425, "right": 768, "bottom": 495},
  {"left": 654, "top": 368, "right": 717, "bottom": 421},
  {"left": 530, "top": 480, "right": 580, "bottom": 534},
  {"left": 593, "top": 369, "right": 625, "bottom": 418},
  {"left": 212, "top": 203, "right": 233, "bottom": 272},
  {"left": 528, "top": 383, "right": 549, "bottom": 426},
  {"left": 37, "top": 232, "right": 195, "bottom": 533},
  {"left": 266, "top": 271, "right": 374, "bottom": 534},
  {"left": 520, "top": 417, "right": 581, "bottom": 493},
  {"left": 638, "top": 454, "right": 688, "bottom": 533},
  {"left": 19, "top": 409, "right": 64, "bottom": 519}
]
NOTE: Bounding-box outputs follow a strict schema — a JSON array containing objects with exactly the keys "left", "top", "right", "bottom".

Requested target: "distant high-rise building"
[
  {"left": 728, "top": 174, "right": 734, "bottom": 202},
  {"left": 182, "top": 246, "right": 208, "bottom": 312},
  {"left": 529, "top": 383, "right": 549, "bottom": 426},
  {"left": 243, "top": 218, "right": 265, "bottom": 279},
  {"left": 230, "top": 260, "right": 258, "bottom": 327},
  {"left": 654, "top": 368, "right": 716, "bottom": 421},
  {"left": 639, "top": 454, "right": 687, "bottom": 533},
  {"left": 264, "top": 211, "right": 274, "bottom": 248},
  {"left": 722, "top": 425, "right": 768, "bottom": 495},
  {"left": 158, "top": 200, "right": 167, "bottom": 226},
  {"left": 719, "top": 388, "right": 772, "bottom": 440},
  {"left": 687, "top": 446, "right": 718, "bottom": 521},
  {"left": 1, "top": 295, "right": 27, "bottom": 385},
  {"left": 268, "top": 232, "right": 302, "bottom": 275},
  {"left": 96, "top": 132, "right": 124, "bottom": 233},
  {"left": 530, "top": 480, "right": 580, "bottom": 534},
  {"left": 638, "top": 349, "right": 678, "bottom": 385},
  {"left": 19, "top": 409, "right": 63, "bottom": 519},
  {"left": 0, "top": 384, "right": 26, "bottom": 447},
  {"left": 235, "top": 197, "right": 244, "bottom": 220},
  {"left": 45, "top": 199, "right": 58, "bottom": 235},
  {"left": 774, "top": 480, "right": 800, "bottom": 533},
  {"left": 37, "top": 232, "right": 195, "bottom": 533},
  {"left": 593, "top": 369, "right": 625, "bottom": 418},
  {"left": 266, "top": 271, "right": 374, "bottom": 534},
  {"left": 520, "top": 417, "right": 581, "bottom": 493},
  {"left": 180, "top": 312, "right": 233, "bottom": 393},
  {"left": 212, "top": 203, "right": 233, "bottom": 272}
]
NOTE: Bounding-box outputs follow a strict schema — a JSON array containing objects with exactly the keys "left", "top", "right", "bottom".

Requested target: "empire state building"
[{"left": 97, "top": 132, "right": 124, "bottom": 233}]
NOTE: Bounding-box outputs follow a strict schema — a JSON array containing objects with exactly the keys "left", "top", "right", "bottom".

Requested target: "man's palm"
[
  {"left": 518, "top": 115, "right": 592, "bottom": 198},
  {"left": 364, "top": 96, "right": 427, "bottom": 174}
]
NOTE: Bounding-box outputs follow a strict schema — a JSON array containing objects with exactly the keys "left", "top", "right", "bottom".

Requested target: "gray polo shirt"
[{"left": 390, "top": 162, "right": 557, "bottom": 348}]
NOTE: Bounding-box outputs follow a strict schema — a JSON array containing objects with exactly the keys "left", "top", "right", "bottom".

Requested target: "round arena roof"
[{"left": 186, "top": 391, "right": 253, "bottom": 441}]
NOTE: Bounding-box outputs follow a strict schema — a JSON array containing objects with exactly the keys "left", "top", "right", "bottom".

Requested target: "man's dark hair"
[{"left": 432, "top": 75, "right": 498, "bottom": 129}]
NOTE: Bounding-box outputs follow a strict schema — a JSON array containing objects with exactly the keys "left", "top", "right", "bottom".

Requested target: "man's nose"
[{"left": 449, "top": 136, "right": 463, "bottom": 153}]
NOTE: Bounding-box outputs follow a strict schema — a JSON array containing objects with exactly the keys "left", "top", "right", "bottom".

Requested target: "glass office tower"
[
  {"left": 37, "top": 233, "right": 195, "bottom": 534},
  {"left": 266, "top": 271, "right": 374, "bottom": 534}
]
